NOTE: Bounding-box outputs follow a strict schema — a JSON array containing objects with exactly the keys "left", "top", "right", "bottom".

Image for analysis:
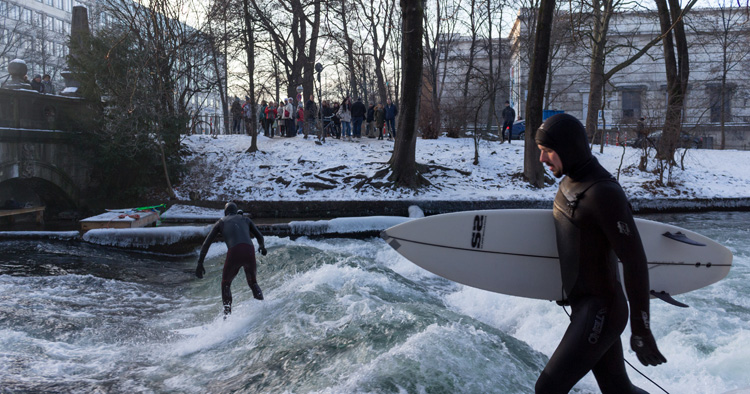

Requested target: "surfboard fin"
[
  {"left": 380, "top": 231, "right": 402, "bottom": 250},
  {"left": 650, "top": 290, "right": 689, "bottom": 308},
  {"left": 662, "top": 231, "right": 706, "bottom": 246}
]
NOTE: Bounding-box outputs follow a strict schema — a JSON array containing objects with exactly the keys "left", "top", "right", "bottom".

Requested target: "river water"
[{"left": 1, "top": 211, "right": 748, "bottom": 394}]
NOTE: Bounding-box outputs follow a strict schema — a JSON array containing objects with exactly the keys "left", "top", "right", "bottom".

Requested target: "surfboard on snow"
[{"left": 381, "top": 209, "right": 732, "bottom": 306}]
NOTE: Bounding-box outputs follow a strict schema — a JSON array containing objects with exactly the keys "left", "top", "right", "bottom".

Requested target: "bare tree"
[
  {"left": 249, "top": 0, "right": 321, "bottom": 103},
  {"left": 358, "top": 0, "right": 398, "bottom": 104},
  {"left": 523, "top": 0, "right": 555, "bottom": 188},
  {"left": 654, "top": 0, "right": 696, "bottom": 177},
  {"left": 389, "top": 0, "right": 427, "bottom": 187},
  {"left": 241, "top": 0, "right": 259, "bottom": 152}
]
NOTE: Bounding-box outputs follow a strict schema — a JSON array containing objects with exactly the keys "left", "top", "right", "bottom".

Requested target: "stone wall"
[{"left": 0, "top": 87, "right": 98, "bottom": 132}]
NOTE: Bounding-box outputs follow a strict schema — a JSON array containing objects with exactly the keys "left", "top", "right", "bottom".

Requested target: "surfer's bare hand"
[
  {"left": 195, "top": 263, "right": 205, "bottom": 279},
  {"left": 630, "top": 332, "right": 667, "bottom": 366}
]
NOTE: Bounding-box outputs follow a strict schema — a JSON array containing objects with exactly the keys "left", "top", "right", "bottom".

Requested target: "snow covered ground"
[{"left": 175, "top": 134, "right": 750, "bottom": 202}]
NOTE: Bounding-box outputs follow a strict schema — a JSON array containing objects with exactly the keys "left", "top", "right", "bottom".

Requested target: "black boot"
[
  {"left": 224, "top": 304, "right": 231, "bottom": 316},
  {"left": 251, "top": 283, "right": 264, "bottom": 300}
]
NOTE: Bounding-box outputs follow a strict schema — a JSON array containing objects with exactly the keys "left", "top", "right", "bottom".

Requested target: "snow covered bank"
[{"left": 176, "top": 134, "right": 750, "bottom": 203}]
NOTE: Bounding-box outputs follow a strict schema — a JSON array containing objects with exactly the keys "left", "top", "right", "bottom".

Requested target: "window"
[
  {"left": 7, "top": 3, "right": 19, "bottom": 20},
  {"left": 22, "top": 7, "right": 32, "bottom": 24},
  {"left": 46, "top": 0, "right": 53, "bottom": 6},
  {"left": 709, "top": 86, "right": 732, "bottom": 123},
  {"left": 621, "top": 90, "right": 641, "bottom": 122}
]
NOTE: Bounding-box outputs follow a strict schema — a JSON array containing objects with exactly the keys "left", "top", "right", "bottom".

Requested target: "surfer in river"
[
  {"left": 195, "top": 202, "right": 267, "bottom": 315},
  {"left": 535, "top": 114, "right": 666, "bottom": 393}
]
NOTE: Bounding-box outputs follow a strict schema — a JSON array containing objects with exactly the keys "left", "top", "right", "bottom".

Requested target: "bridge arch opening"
[{"left": 0, "top": 177, "right": 78, "bottom": 225}]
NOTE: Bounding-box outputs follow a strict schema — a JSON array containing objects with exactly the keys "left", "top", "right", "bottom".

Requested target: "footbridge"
[{"left": 0, "top": 87, "right": 98, "bottom": 213}]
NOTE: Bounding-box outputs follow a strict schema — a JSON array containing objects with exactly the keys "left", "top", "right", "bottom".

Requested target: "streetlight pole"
[{"left": 315, "top": 62, "right": 324, "bottom": 142}]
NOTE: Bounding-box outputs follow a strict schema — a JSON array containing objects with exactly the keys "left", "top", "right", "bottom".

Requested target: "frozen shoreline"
[{"left": 2, "top": 199, "right": 749, "bottom": 254}]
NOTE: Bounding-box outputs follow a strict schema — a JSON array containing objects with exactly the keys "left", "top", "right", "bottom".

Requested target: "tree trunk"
[
  {"left": 341, "top": 0, "right": 358, "bottom": 98},
  {"left": 523, "top": 0, "right": 555, "bottom": 188},
  {"left": 461, "top": 0, "right": 478, "bottom": 136},
  {"left": 389, "top": 0, "right": 424, "bottom": 188},
  {"left": 654, "top": 0, "right": 689, "bottom": 164},
  {"left": 242, "top": 0, "right": 258, "bottom": 152}
]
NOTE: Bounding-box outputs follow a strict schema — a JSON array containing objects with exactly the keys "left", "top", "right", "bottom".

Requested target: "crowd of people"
[
  {"left": 231, "top": 94, "right": 399, "bottom": 143},
  {"left": 23, "top": 74, "right": 56, "bottom": 94}
]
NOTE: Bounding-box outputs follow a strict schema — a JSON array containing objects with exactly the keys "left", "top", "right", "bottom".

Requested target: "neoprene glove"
[
  {"left": 259, "top": 246, "right": 267, "bottom": 256},
  {"left": 195, "top": 263, "right": 206, "bottom": 279},
  {"left": 630, "top": 331, "right": 667, "bottom": 366}
]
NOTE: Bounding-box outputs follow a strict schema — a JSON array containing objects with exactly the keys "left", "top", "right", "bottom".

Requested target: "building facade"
[
  {"left": 1, "top": 0, "right": 77, "bottom": 89},
  {"left": 509, "top": 8, "right": 750, "bottom": 149}
]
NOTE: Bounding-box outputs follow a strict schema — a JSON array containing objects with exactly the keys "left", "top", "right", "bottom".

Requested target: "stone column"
[{"left": 61, "top": 6, "right": 91, "bottom": 97}]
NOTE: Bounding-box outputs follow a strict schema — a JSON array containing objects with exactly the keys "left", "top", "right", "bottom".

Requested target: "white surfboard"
[{"left": 381, "top": 209, "right": 732, "bottom": 303}]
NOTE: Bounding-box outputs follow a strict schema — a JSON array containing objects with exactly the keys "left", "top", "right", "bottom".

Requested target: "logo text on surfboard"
[{"left": 471, "top": 215, "right": 487, "bottom": 249}]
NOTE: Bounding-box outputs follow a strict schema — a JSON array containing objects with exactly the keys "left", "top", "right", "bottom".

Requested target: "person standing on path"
[
  {"left": 195, "top": 202, "right": 268, "bottom": 316},
  {"left": 351, "top": 97, "right": 366, "bottom": 140},
  {"left": 534, "top": 113, "right": 665, "bottom": 393},
  {"left": 384, "top": 98, "right": 398, "bottom": 140},
  {"left": 502, "top": 101, "right": 515, "bottom": 143},
  {"left": 337, "top": 97, "right": 352, "bottom": 141}
]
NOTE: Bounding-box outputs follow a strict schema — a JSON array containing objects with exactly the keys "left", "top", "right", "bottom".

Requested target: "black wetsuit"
[
  {"left": 535, "top": 114, "right": 665, "bottom": 394},
  {"left": 197, "top": 213, "right": 265, "bottom": 313}
]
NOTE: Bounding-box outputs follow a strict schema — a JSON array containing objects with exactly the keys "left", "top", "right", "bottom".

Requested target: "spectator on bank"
[
  {"left": 231, "top": 97, "right": 243, "bottom": 134},
  {"left": 502, "top": 101, "right": 515, "bottom": 143},
  {"left": 297, "top": 104, "right": 304, "bottom": 136},
  {"left": 285, "top": 98, "right": 295, "bottom": 138},
  {"left": 42, "top": 74, "right": 55, "bottom": 94},
  {"left": 351, "top": 97, "right": 366, "bottom": 140},
  {"left": 374, "top": 103, "right": 385, "bottom": 140},
  {"left": 258, "top": 100, "right": 267, "bottom": 136},
  {"left": 265, "top": 101, "right": 277, "bottom": 138},
  {"left": 337, "top": 97, "right": 352, "bottom": 141},
  {"left": 384, "top": 98, "right": 398, "bottom": 140},
  {"left": 30, "top": 75, "right": 43, "bottom": 92}
]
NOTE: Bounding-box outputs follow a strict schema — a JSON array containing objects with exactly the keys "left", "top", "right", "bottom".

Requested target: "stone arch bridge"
[{"left": 0, "top": 88, "right": 98, "bottom": 213}]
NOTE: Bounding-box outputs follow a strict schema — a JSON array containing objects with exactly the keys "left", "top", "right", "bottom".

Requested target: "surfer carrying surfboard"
[
  {"left": 535, "top": 114, "right": 666, "bottom": 393},
  {"left": 195, "top": 202, "right": 267, "bottom": 315}
]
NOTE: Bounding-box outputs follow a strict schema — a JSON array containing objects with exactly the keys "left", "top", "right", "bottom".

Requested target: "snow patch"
[{"left": 82, "top": 226, "right": 210, "bottom": 249}]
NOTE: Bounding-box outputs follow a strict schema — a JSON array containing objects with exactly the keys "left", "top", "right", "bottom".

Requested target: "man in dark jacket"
[
  {"left": 231, "top": 98, "right": 243, "bottom": 134},
  {"left": 534, "top": 114, "right": 665, "bottom": 393},
  {"left": 196, "top": 202, "right": 268, "bottom": 316},
  {"left": 351, "top": 97, "right": 366, "bottom": 140},
  {"left": 384, "top": 98, "right": 398, "bottom": 140},
  {"left": 30, "top": 75, "right": 43, "bottom": 92},
  {"left": 502, "top": 101, "right": 516, "bottom": 143}
]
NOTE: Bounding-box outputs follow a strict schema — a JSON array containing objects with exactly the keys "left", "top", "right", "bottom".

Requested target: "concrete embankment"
[
  {"left": 2, "top": 198, "right": 749, "bottom": 255},
  {"left": 163, "top": 197, "right": 750, "bottom": 221}
]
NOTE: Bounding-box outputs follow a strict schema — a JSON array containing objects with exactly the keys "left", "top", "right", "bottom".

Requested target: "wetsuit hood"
[
  {"left": 224, "top": 202, "right": 238, "bottom": 216},
  {"left": 535, "top": 114, "right": 592, "bottom": 176}
]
